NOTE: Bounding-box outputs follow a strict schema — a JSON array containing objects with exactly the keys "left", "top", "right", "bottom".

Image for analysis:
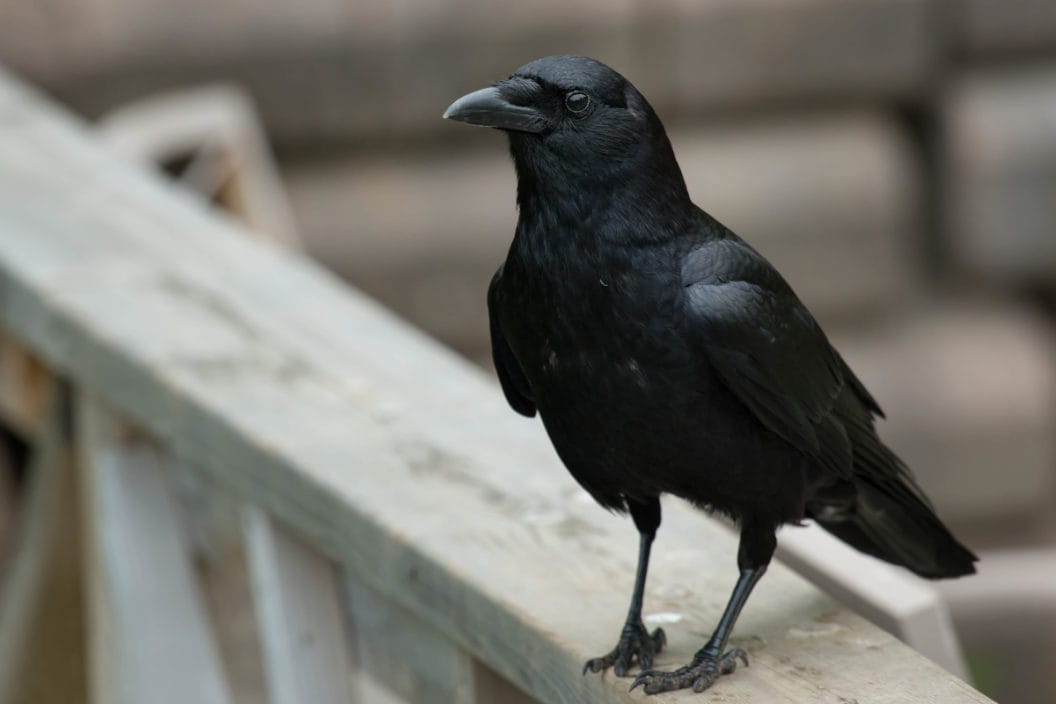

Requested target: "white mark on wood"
[{"left": 645, "top": 612, "right": 684, "bottom": 625}]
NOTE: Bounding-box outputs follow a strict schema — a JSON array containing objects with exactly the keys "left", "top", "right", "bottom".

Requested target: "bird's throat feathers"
[{"left": 510, "top": 132, "right": 692, "bottom": 247}]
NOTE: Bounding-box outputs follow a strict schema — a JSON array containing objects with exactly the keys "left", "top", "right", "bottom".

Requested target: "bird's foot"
[
  {"left": 582, "top": 621, "right": 666, "bottom": 677},
  {"left": 629, "top": 647, "right": 748, "bottom": 695}
]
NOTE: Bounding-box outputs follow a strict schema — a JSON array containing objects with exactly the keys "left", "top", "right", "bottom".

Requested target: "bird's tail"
[{"left": 810, "top": 445, "right": 977, "bottom": 579}]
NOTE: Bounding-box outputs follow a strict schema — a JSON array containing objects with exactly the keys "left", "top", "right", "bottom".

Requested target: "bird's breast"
[{"left": 501, "top": 254, "right": 689, "bottom": 398}]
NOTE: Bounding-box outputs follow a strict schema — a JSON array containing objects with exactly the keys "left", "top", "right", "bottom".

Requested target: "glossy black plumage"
[{"left": 447, "top": 55, "right": 975, "bottom": 694}]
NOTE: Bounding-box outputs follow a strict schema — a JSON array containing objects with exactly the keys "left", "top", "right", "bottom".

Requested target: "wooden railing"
[{"left": 0, "top": 67, "right": 993, "bottom": 703}]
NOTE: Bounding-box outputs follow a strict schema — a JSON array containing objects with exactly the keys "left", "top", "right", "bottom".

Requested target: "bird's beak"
[{"left": 443, "top": 86, "right": 549, "bottom": 134}]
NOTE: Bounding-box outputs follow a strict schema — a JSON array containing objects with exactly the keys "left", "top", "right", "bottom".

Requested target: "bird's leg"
[
  {"left": 583, "top": 497, "right": 666, "bottom": 677},
  {"left": 630, "top": 523, "right": 776, "bottom": 695},
  {"left": 628, "top": 567, "right": 763, "bottom": 694}
]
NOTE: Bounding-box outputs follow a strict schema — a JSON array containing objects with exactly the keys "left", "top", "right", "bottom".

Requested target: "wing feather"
[
  {"left": 488, "top": 267, "right": 536, "bottom": 417},
  {"left": 683, "top": 239, "right": 856, "bottom": 475}
]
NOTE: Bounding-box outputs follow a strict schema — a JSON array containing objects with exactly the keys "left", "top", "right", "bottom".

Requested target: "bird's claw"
[
  {"left": 582, "top": 622, "right": 666, "bottom": 677},
  {"left": 629, "top": 647, "right": 748, "bottom": 695}
]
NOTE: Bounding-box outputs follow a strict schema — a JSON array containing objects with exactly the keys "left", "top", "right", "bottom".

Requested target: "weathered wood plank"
[
  {"left": 0, "top": 69, "right": 991, "bottom": 703},
  {"left": 344, "top": 575, "right": 477, "bottom": 704},
  {"left": 0, "top": 332, "right": 54, "bottom": 437},
  {"left": 0, "top": 396, "right": 57, "bottom": 702},
  {"left": 776, "top": 523, "right": 966, "bottom": 677},
  {"left": 0, "top": 388, "right": 86, "bottom": 704},
  {"left": 195, "top": 531, "right": 270, "bottom": 704},
  {"left": 99, "top": 85, "right": 302, "bottom": 249},
  {"left": 243, "top": 506, "right": 356, "bottom": 704},
  {"left": 77, "top": 398, "right": 233, "bottom": 704}
]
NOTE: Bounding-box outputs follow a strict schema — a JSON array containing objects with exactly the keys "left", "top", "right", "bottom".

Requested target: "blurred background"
[{"left": 1, "top": 1, "right": 1055, "bottom": 702}]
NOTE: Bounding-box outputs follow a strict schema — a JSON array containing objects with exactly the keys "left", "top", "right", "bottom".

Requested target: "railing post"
[
  {"left": 343, "top": 577, "right": 537, "bottom": 704},
  {"left": 0, "top": 385, "right": 84, "bottom": 704},
  {"left": 243, "top": 506, "right": 356, "bottom": 704},
  {"left": 78, "top": 397, "right": 233, "bottom": 704}
]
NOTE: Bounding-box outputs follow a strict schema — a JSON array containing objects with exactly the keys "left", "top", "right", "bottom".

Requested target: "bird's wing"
[
  {"left": 682, "top": 237, "right": 867, "bottom": 474},
  {"left": 488, "top": 267, "right": 536, "bottom": 417}
]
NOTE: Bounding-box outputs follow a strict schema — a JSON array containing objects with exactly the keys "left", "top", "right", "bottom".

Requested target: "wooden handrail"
[{"left": 0, "top": 67, "right": 992, "bottom": 703}]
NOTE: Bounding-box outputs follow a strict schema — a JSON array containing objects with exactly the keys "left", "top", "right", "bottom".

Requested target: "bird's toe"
[
  {"left": 628, "top": 647, "right": 747, "bottom": 695},
  {"left": 583, "top": 622, "right": 666, "bottom": 679}
]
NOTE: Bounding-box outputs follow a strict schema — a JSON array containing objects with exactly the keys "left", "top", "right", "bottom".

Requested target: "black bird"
[{"left": 444, "top": 55, "right": 976, "bottom": 695}]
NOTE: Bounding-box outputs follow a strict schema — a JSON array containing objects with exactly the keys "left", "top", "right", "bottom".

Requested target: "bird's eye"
[{"left": 564, "top": 92, "right": 590, "bottom": 114}]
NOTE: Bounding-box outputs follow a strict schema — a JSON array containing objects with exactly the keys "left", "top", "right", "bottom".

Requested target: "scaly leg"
[
  {"left": 630, "top": 522, "right": 776, "bottom": 695},
  {"left": 583, "top": 497, "right": 666, "bottom": 677}
]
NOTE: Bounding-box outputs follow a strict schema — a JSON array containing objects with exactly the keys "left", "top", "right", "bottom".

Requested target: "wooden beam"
[
  {"left": 98, "top": 86, "right": 302, "bottom": 250},
  {"left": 344, "top": 575, "right": 475, "bottom": 704},
  {"left": 77, "top": 398, "right": 233, "bottom": 704},
  {"left": 343, "top": 576, "right": 537, "bottom": 704},
  {"left": 243, "top": 506, "right": 355, "bottom": 704},
  {"left": 0, "top": 332, "right": 54, "bottom": 438},
  {"left": 776, "top": 523, "right": 967, "bottom": 678},
  {"left": 0, "top": 387, "right": 86, "bottom": 704},
  {"left": 0, "top": 68, "right": 992, "bottom": 703}
]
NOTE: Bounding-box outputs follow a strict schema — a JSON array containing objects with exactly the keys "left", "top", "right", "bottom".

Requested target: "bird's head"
[{"left": 444, "top": 55, "right": 687, "bottom": 206}]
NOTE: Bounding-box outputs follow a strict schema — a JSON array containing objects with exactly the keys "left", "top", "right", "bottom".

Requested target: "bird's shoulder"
[
  {"left": 678, "top": 212, "right": 786, "bottom": 293},
  {"left": 676, "top": 211, "right": 881, "bottom": 467}
]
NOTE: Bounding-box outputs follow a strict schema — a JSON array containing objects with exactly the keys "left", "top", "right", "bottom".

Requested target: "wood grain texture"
[{"left": 0, "top": 69, "right": 992, "bottom": 703}]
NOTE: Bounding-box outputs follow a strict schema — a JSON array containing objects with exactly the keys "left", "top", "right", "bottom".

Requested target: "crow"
[{"left": 443, "top": 55, "right": 976, "bottom": 695}]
